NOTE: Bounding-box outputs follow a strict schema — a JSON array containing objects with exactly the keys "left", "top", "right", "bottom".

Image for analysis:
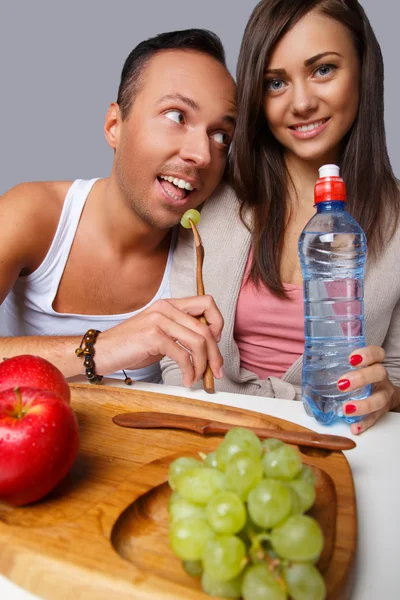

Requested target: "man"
[{"left": 0, "top": 29, "right": 237, "bottom": 387}]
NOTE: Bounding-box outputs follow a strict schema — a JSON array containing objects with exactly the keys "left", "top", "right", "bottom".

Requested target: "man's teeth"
[
  {"left": 160, "top": 175, "right": 194, "bottom": 191},
  {"left": 294, "top": 120, "right": 325, "bottom": 132}
]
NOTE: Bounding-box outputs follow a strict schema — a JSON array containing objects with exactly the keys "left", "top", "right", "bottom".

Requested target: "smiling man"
[{"left": 0, "top": 29, "right": 237, "bottom": 387}]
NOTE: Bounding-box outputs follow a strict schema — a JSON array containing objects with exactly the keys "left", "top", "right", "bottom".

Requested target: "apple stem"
[{"left": 14, "top": 387, "right": 23, "bottom": 419}]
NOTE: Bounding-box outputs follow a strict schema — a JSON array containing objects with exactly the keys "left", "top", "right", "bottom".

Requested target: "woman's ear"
[{"left": 104, "top": 102, "right": 121, "bottom": 149}]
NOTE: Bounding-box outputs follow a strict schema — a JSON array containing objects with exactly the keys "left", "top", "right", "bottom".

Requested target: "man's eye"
[
  {"left": 212, "top": 132, "right": 230, "bottom": 146},
  {"left": 165, "top": 110, "right": 185, "bottom": 124}
]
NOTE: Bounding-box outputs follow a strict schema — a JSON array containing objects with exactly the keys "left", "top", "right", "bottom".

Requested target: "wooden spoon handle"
[{"left": 190, "top": 219, "right": 215, "bottom": 394}]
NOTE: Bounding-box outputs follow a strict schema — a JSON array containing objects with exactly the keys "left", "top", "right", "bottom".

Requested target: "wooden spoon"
[{"left": 112, "top": 411, "right": 356, "bottom": 451}]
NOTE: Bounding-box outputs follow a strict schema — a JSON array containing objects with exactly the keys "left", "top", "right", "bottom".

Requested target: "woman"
[{"left": 162, "top": 0, "right": 400, "bottom": 434}]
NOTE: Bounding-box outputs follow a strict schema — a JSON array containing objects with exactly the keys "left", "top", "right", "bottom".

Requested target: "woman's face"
[{"left": 263, "top": 10, "right": 360, "bottom": 165}]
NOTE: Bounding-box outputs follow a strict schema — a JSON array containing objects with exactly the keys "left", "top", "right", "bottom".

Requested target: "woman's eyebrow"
[
  {"left": 265, "top": 51, "right": 343, "bottom": 75},
  {"left": 304, "top": 51, "right": 342, "bottom": 66}
]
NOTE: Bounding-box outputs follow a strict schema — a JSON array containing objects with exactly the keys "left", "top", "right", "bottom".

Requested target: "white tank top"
[{"left": 3, "top": 178, "right": 176, "bottom": 383}]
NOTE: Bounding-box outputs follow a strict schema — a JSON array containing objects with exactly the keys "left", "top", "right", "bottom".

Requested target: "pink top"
[{"left": 234, "top": 255, "right": 305, "bottom": 379}]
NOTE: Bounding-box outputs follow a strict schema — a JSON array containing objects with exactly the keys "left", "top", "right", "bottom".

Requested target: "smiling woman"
[{"left": 162, "top": 0, "right": 400, "bottom": 435}]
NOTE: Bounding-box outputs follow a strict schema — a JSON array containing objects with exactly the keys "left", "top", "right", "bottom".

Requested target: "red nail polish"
[
  {"left": 338, "top": 378, "right": 351, "bottom": 391},
  {"left": 345, "top": 403, "right": 357, "bottom": 415},
  {"left": 350, "top": 354, "right": 363, "bottom": 366},
  {"left": 356, "top": 425, "right": 362, "bottom": 433}
]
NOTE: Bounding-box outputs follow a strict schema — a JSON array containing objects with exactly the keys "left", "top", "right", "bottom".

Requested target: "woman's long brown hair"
[{"left": 231, "top": 0, "right": 400, "bottom": 297}]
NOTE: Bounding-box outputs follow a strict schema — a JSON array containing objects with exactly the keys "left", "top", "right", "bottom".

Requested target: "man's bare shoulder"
[
  {"left": 0, "top": 181, "right": 74, "bottom": 275},
  {"left": 1, "top": 180, "right": 73, "bottom": 213}
]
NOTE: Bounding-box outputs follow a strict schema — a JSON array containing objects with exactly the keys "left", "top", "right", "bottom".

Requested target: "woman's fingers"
[
  {"left": 343, "top": 381, "right": 394, "bottom": 434},
  {"left": 337, "top": 346, "right": 394, "bottom": 434},
  {"left": 348, "top": 345, "right": 385, "bottom": 368},
  {"left": 338, "top": 362, "right": 388, "bottom": 392}
]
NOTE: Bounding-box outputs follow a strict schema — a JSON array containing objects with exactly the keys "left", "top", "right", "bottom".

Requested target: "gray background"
[{"left": 0, "top": 0, "right": 398, "bottom": 195}]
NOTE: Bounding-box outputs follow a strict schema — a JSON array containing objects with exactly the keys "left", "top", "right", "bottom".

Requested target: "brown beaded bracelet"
[{"left": 75, "top": 329, "right": 132, "bottom": 386}]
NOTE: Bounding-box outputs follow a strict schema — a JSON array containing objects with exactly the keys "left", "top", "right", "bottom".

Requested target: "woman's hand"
[{"left": 338, "top": 346, "right": 399, "bottom": 434}]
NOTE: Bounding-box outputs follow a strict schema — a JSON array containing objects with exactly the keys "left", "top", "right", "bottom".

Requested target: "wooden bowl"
[{"left": 0, "top": 383, "right": 357, "bottom": 600}]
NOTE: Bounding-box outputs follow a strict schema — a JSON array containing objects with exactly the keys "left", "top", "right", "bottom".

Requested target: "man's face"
[{"left": 110, "top": 50, "right": 236, "bottom": 230}]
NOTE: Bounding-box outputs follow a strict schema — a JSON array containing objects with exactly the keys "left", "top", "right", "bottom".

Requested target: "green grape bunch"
[{"left": 167, "top": 427, "right": 326, "bottom": 600}]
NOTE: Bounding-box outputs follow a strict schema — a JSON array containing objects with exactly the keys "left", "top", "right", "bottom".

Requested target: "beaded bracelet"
[{"left": 75, "top": 329, "right": 132, "bottom": 385}]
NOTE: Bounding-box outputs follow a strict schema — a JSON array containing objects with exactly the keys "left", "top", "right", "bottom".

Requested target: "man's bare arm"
[{"left": 0, "top": 336, "right": 84, "bottom": 377}]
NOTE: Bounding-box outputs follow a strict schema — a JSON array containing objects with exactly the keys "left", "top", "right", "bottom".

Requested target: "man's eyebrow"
[
  {"left": 221, "top": 114, "right": 236, "bottom": 127},
  {"left": 157, "top": 93, "right": 236, "bottom": 127},
  {"left": 156, "top": 93, "right": 200, "bottom": 110},
  {"left": 265, "top": 52, "right": 342, "bottom": 75}
]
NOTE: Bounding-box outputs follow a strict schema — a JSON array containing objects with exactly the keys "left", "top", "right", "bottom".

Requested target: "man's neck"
[{"left": 92, "top": 177, "right": 172, "bottom": 256}]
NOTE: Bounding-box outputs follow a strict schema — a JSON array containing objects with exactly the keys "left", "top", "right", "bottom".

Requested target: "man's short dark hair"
[{"left": 117, "top": 29, "right": 227, "bottom": 119}]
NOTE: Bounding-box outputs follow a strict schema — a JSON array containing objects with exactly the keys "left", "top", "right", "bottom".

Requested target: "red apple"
[
  {"left": 0, "top": 386, "right": 79, "bottom": 506},
  {"left": 0, "top": 355, "right": 70, "bottom": 404}
]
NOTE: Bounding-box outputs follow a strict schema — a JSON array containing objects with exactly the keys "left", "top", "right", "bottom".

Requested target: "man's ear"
[{"left": 104, "top": 102, "right": 121, "bottom": 149}]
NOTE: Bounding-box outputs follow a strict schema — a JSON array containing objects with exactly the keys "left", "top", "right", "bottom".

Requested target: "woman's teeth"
[
  {"left": 160, "top": 175, "right": 194, "bottom": 191},
  {"left": 293, "top": 120, "right": 326, "bottom": 132}
]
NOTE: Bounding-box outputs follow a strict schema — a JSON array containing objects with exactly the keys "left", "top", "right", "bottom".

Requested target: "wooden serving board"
[{"left": 0, "top": 383, "right": 357, "bottom": 600}]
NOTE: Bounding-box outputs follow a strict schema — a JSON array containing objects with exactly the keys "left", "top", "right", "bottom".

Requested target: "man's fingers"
[
  {"left": 167, "top": 295, "right": 224, "bottom": 341},
  {"left": 154, "top": 313, "right": 223, "bottom": 384},
  {"left": 155, "top": 333, "right": 196, "bottom": 387}
]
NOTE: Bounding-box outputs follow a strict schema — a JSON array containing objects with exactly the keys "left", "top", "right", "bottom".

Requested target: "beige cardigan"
[{"left": 161, "top": 183, "right": 400, "bottom": 400}]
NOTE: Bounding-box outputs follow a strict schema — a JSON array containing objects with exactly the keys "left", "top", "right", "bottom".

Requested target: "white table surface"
[{"left": 1, "top": 379, "right": 399, "bottom": 600}]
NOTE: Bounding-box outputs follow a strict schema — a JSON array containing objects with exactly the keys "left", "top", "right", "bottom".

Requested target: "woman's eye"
[
  {"left": 165, "top": 110, "right": 185, "bottom": 124},
  {"left": 265, "top": 79, "right": 286, "bottom": 93},
  {"left": 314, "top": 64, "right": 336, "bottom": 78},
  {"left": 212, "top": 132, "right": 230, "bottom": 146}
]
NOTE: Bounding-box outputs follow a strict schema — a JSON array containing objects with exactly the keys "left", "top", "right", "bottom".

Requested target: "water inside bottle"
[{"left": 300, "top": 230, "right": 371, "bottom": 425}]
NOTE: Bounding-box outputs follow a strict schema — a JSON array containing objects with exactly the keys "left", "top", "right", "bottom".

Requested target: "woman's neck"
[{"left": 285, "top": 152, "right": 339, "bottom": 208}]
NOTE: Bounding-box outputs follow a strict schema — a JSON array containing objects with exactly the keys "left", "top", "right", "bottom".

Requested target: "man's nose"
[
  {"left": 179, "top": 129, "right": 211, "bottom": 168},
  {"left": 291, "top": 80, "right": 318, "bottom": 115}
]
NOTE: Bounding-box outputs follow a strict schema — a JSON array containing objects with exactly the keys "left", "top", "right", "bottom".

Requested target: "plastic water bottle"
[{"left": 298, "top": 164, "right": 371, "bottom": 425}]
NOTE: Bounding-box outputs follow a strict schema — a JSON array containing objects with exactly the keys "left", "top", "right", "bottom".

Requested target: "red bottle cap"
[{"left": 314, "top": 164, "right": 346, "bottom": 204}]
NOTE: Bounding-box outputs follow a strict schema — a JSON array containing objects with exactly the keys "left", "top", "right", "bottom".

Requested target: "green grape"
[
  {"left": 283, "top": 563, "right": 326, "bottom": 600},
  {"left": 242, "top": 564, "right": 287, "bottom": 600},
  {"left": 287, "top": 485, "right": 303, "bottom": 515},
  {"left": 168, "top": 457, "right": 203, "bottom": 490},
  {"left": 168, "top": 490, "right": 182, "bottom": 511},
  {"left": 169, "top": 496, "right": 207, "bottom": 523},
  {"left": 247, "top": 479, "right": 292, "bottom": 529},
  {"left": 238, "top": 512, "right": 263, "bottom": 547},
  {"left": 217, "top": 428, "right": 262, "bottom": 471},
  {"left": 270, "top": 515, "right": 324, "bottom": 562},
  {"left": 182, "top": 560, "right": 203, "bottom": 577},
  {"left": 180, "top": 209, "right": 201, "bottom": 229},
  {"left": 176, "top": 467, "right": 224, "bottom": 504},
  {"left": 204, "top": 451, "right": 218, "bottom": 469},
  {"left": 206, "top": 491, "right": 246, "bottom": 534},
  {"left": 224, "top": 452, "right": 264, "bottom": 500},
  {"left": 297, "top": 465, "right": 316, "bottom": 488},
  {"left": 201, "top": 571, "right": 243, "bottom": 598},
  {"left": 170, "top": 517, "right": 215, "bottom": 560},
  {"left": 261, "top": 438, "right": 285, "bottom": 452},
  {"left": 288, "top": 479, "right": 316, "bottom": 513},
  {"left": 263, "top": 444, "right": 302, "bottom": 480},
  {"left": 202, "top": 535, "right": 246, "bottom": 582}
]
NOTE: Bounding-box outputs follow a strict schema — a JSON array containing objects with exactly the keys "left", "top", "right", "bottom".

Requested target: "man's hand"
[{"left": 96, "top": 296, "right": 224, "bottom": 387}]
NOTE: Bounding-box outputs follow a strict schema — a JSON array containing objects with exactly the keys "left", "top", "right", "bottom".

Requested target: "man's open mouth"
[{"left": 157, "top": 175, "right": 195, "bottom": 201}]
